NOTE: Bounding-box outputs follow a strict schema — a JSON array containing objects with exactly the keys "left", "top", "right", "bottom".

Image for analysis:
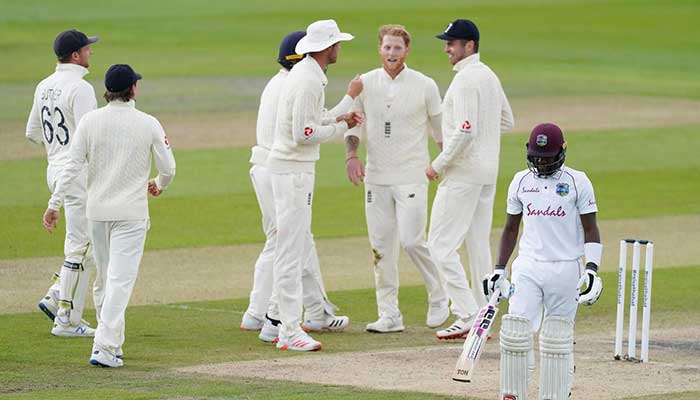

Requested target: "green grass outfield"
[
  {"left": 1, "top": 266, "right": 699, "bottom": 399},
  {"left": 2, "top": 126, "right": 698, "bottom": 259}
]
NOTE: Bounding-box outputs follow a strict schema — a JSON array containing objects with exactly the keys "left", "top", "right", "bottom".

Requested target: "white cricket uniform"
[
  {"left": 246, "top": 69, "right": 339, "bottom": 322},
  {"left": 267, "top": 56, "right": 352, "bottom": 341},
  {"left": 49, "top": 99, "right": 176, "bottom": 354},
  {"left": 428, "top": 53, "right": 514, "bottom": 319},
  {"left": 505, "top": 166, "right": 598, "bottom": 332},
  {"left": 345, "top": 66, "right": 447, "bottom": 319},
  {"left": 26, "top": 63, "right": 98, "bottom": 323}
]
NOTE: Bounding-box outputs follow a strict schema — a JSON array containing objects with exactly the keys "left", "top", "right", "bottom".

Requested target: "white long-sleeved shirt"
[
  {"left": 250, "top": 69, "right": 288, "bottom": 166},
  {"left": 48, "top": 100, "right": 176, "bottom": 221},
  {"left": 26, "top": 63, "right": 97, "bottom": 166},
  {"left": 267, "top": 56, "right": 353, "bottom": 173},
  {"left": 431, "top": 53, "right": 514, "bottom": 185},
  {"left": 345, "top": 66, "right": 442, "bottom": 185}
]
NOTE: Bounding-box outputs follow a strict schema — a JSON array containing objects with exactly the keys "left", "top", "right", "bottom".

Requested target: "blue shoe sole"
[
  {"left": 38, "top": 302, "right": 56, "bottom": 321},
  {"left": 90, "top": 359, "right": 110, "bottom": 368}
]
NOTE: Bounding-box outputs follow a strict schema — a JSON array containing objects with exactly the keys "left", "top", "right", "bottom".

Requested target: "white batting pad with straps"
[
  {"left": 500, "top": 314, "right": 533, "bottom": 400},
  {"left": 539, "top": 316, "right": 574, "bottom": 400}
]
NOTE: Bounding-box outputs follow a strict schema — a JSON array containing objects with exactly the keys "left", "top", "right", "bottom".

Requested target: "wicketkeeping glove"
[{"left": 577, "top": 265, "right": 603, "bottom": 305}]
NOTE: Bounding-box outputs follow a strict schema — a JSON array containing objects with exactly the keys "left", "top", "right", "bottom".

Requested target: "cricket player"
[
  {"left": 344, "top": 24, "right": 449, "bottom": 333},
  {"left": 242, "top": 30, "right": 356, "bottom": 339},
  {"left": 26, "top": 29, "right": 99, "bottom": 337},
  {"left": 483, "top": 123, "right": 603, "bottom": 399},
  {"left": 427, "top": 19, "right": 515, "bottom": 340},
  {"left": 266, "top": 19, "right": 362, "bottom": 351},
  {"left": 43, "top": 64, "right": 176, "bottom": 367}
]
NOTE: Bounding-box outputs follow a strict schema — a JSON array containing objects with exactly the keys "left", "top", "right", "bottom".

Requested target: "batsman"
[{"left": 483, "top": 123, "right": 603, "bottom": 399}]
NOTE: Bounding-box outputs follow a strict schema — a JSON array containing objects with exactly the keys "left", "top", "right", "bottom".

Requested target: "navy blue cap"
[
  {"left": 436, "top": 19, "right": 479, "bottom": 41},
  {"left": 278, "top": 31, "right": 306, "bottom": 70},
  {"left": 105, "top": 64, "right": 142, "bottom": 92},
  {"left": 54, "top": 29, "right": 99, "bottom": 58}
]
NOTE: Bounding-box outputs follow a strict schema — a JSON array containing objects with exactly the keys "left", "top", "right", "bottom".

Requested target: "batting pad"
[
  {"left": 500, "top": 314, "right": 532, "bottom": 400},
  {"left": 539, "top": 316, "right": 574, "bottom": 400}
]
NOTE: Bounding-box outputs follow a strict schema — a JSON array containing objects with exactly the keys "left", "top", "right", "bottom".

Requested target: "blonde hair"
[{"left": 378, "top": 24, "right": 411, "bottom": 47}]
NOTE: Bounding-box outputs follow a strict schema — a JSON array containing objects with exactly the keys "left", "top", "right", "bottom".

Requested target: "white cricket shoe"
[
  {"left": 115, "top": 347, "right": 123, "bottom": 359},
  {"left": 366, "top": 316, "right": 404, "bottom": 333},
  {"left": 302, "top": 315, "right": 349, "bottom": 332},
  {"left": 51, "top": 317, "right": 95, "bottom": 337},
  {"left": 258, "top": 319, "right": 279, "bottom": 343},
  {"left": 240, "top": 312, "right": 264, "bottom": 331},
  {"left": 90, "top": 346, "right": 123, "bottom": 368},
  {"left": 426, "top": 303, "right": 449, "bottom": 328},
  {"left": 436, "top": 316, "right": 474, "bottom": 340},
  {"left": 38, "top": 289, "right": 59, "bottom": 321},
  {"left": 277, "top": 332, "right": 322, "bottom": 352}
]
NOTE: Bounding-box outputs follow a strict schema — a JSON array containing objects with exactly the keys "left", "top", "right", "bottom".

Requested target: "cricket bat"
[{"left": 452, "top": 289, "right": 501, "bottom": 383}]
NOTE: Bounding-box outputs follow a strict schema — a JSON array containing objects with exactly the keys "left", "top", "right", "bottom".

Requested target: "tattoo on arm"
[{"left": 345, "top": 135, "right": 360, "bottom": 156}]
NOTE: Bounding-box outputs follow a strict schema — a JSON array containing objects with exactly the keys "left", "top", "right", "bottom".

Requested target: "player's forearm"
[
  {"left": 324, "top": 95, "right": 354, "bottom": 121},
  {"left": 344, "top": 135, "right": 360, "bottom": 158},
  {"left": 293, "top": 121, "right": 347, "bottom": 144},
  {"left": 497, "top": 214, "right": 521, "bottom": 266},
  {"left": 431, "top": 130, "right": 469, "bottom": 173}
]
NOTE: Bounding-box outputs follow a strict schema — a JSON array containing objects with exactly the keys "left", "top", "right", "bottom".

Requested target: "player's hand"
[
  {"left": 347, "top": 74, "right": 363, "bottom": 99},
  {"left": 148, "top": 179, "right": 162, "bottom": 197},
  {"left": 346, "top": 156, "right": 365, "bottom": 186},
  {"left": 425, "top": 165, "right": 439, "bottom": 181},
  {"left": 483, "top": 268, "right": 512, "bottom": 301},
  {"left": 577, "top": 267, "right": 602, "bottom": 305},
  {"left": 43, "top": 208, "right": 60, "bottom": 234},
  {"left": 338, "top": 112, "right": 363, "bottom": 129}
]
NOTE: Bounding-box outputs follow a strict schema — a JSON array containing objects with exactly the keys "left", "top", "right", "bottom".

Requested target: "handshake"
[{"left": 336, "top": 111, "right": 364, "bottom": 129}]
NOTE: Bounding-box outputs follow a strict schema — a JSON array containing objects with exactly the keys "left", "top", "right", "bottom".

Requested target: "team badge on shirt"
[
  {"left": 164, "top": 134, "right": 170, "bottom": 148},
  {"left": 460, "top": 120, "right": 472, "bottom": 133},
  {"left": 303, "top": 127, "right": 314, "bottom": 138},
  {"left": 556, "top": 182, "right": 569, "bottom": 196}
]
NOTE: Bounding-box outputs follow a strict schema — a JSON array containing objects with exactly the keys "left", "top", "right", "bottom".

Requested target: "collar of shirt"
[
  {"left": 452, "top": 53, "right": 481, "bottom": 72},
  {"left": 55, "top": 63, "right": 89, "bottom": 78},
  {"left": 301, "top": 56, "right": 328, "bottom": 87},
  {"left": 380, "top": 63, "right": 409, "bottom": 82},
  {"left": 107, "top": 99, "right": 136, "bottom": 108}
]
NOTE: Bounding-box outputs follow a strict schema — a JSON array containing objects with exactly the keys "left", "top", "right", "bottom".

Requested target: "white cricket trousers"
[
  {"left": 428, "top": 180, "right": 496, "bottom": 320},
  {"left": 247, "top": 165, "right": 334, "bottom": 322},
  {"left": 47, "top": 165, "right": 98, "bottom": 324},
  {"left": 270, "top": 171, "right": 315, "bottom": 340},
  {"left": 89, "top": 219, "right": 149, "bottom": 353},
  {"left": 365, "top": 183, "right": 447, "bottom": 319}
]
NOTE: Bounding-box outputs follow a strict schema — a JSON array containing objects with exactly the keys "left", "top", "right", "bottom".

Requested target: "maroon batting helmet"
[{"left": 526, "top": 123, "right": 567, "bottom": 177}]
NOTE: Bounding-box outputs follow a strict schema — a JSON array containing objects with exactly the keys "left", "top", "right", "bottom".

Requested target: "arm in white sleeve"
[
  {"left": 322, "top": 94, "right": 354, "bottom": 124},
  {"left": 25, "top": 89, "right": 43, "bottom": 145},
  {"left": 429, "top": 113, "right": 443, "bottom": 144},
  {"left": 344, "top": 95, "right": 364, "bottom": 139},
  {"left": 47, "top": 123, "right": 88, "bottom": 210},
  {"left": 500, "top": 88, "right": 514, "bottom": 132},
  {"left": 151, "top": 119, "right": 176, "bottom": 190},
  {"left": 292, "top": 89, "right": 347, "bottom": 144},
  {"left": 426, "top": 78, "right": 443, "bottom": 143},
  {"left": 431, "top": 85, "right": 478, "bottom": 174},
  {"left": 72, "top": 82, "right": 97, "bottom": 127}
]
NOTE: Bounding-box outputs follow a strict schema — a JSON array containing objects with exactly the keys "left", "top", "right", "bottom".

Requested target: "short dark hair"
[
  {"left": 461, "top": 39, "right": 479, "bottom": 53},
  {"left": 103, "top": 87, "right": 132, "bottom": 103},
  {"left": 57, "top": 53, "right": 73, "bottom": 63}
]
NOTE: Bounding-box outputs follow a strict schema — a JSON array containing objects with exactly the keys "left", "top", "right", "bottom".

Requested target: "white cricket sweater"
[
  {"left": 345, "top": 66, "right": 442, "bottom": 185},
  {"left": 250, "top": 69, "right": 288, "bottom": 166},
  {"left": 432, "top": 53, "right": 515, "bottom": 185},
  {"left": 25, "top": 63, "right": 97, "bottom": 166},
  {"left": 267, "top": 56, "right": 352, "bottom": 173},
  {"left": 48, "top": 100, "right": 176, "bottom": 221}
]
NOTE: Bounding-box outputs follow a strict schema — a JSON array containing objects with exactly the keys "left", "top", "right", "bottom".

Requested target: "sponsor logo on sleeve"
[
  {"left": 303, "top": 127, "right": 314, "bottom": 138},
  {"left": 556, "top": 182, "right": 569, "bottom": 196},
  {"left": 460, "top": 120, "right": 472, "bottom": 133},
  {"left": 164, "top": 134, "right": 170, "bottom": 147}
]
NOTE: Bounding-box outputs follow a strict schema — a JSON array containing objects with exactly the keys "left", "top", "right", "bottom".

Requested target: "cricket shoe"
[
  {"left": 366, "top": 316, "right": 404, "bottom": 333},
  {"left": 116, "top": 347, "right": 124, "bottom": 359},
  {"left": 90, "top": 346, "right": 123, "bottom": 368},
  {"left": 240, "top": 312, "right": 264, "bottom": 331},
  {"left": 302, "top": 315, "right": 349, "bottom": 332},
  {"left": 426, "top": 303, "right": 449, "bottom": 328},
  {"left": 436, "top": 316, "right": 474, "bottom": 340},
  {"left": 38, "top": 289, "right": 59, "bottom": 321},
  {"left": 51, "top": 316, "right": 95, "bottom": 337},
  {"left": 258, "top": 319, "right": 279, "bottom": 343},
  {"left": 277, "top": 332, "right": 322, "bottom": 352}
]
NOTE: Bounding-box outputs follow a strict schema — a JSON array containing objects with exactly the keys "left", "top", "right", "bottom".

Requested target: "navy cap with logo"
[
  {"left": 105, "top": 64, "right": 142, "bottom": 92},
  {"left": 436, "top": 19, "right": 480, "bottom": 41},
  {"left": 278, "top": 31, "right": 306, "bottom": 70},
  {"left": 54, "top": 29, "right": 99, "bottom": 58},
  {"left": 527, "top": 123, "right": 566, "bottom": 158}
]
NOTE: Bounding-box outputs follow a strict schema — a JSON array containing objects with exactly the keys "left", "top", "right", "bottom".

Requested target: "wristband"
[{"left": 584, "top": 242, "right": 602, "bottom": 271}]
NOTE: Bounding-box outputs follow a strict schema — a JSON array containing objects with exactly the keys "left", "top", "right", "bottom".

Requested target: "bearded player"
[{"left": 483, "top": 123, "right": 603, "bottom": 399}]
